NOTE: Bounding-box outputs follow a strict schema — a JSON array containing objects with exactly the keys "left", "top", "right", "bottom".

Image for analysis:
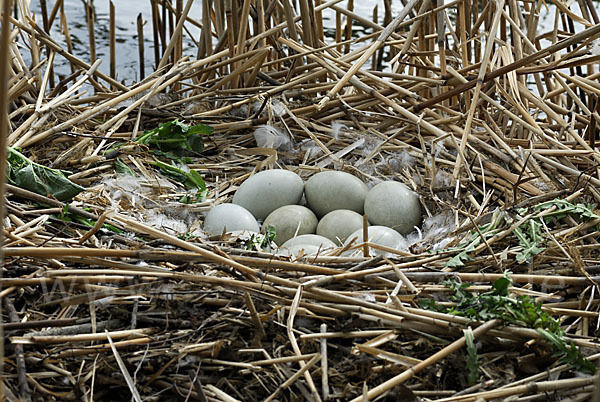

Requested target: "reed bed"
[{"left": 2, "top": 0, "right": 600, "bottom": 400}]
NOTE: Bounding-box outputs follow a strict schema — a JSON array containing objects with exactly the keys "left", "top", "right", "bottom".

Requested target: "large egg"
[
  {"left": 233, "top": 170, "right": 303, "bottom": 220},
  {"left": 317, "top": 209, "right": 365, "bottom": 245},
  {"left": 344, "top": 226, "right": 407, "bottom": 255},
  {"left": 304, "top": 171, "right": 368, "bottom": 218},
  {"left": 203, "top": 203, "right": 260, "bottom": 235},
  {"left": 263, "top": 205, "right": 318, "bottom": 245},
  {"left": 277, "top": 244, "right": 322, "bottom": 257},
  {"left": 282, "top": 234, "right": 337, "bottom": 249},
  {"left": 364, "top": 181, "right": 421, "bottom": 234}
]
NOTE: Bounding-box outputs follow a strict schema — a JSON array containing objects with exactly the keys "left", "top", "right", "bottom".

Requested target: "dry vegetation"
[{"left": 2, "top": 0, "right": 600, "bottom": 400}]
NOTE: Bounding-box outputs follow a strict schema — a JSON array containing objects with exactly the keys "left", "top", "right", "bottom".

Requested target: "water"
[
  {"left": 28, "top": 1, "right": 598, "bottom": 84},
  {"left": 28, "top": 0, "right": 385, "bottom": 83},
  {"left": 31, "top": 1, "right": 202, "bottom": 82}
]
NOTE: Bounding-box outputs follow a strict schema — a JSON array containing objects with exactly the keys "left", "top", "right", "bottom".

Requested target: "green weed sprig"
[{"left": 420, "top": 274, "right": 595, "bottom": 375}]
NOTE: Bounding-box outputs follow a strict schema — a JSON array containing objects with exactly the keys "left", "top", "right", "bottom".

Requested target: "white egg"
[
  {"left": 304, "top": 171, "right": 369, "bottom": 218},
  {"left": 282, "top": 234, "right": 337, "bottom": 249},
  {"left": 317, "top": 209, "right": 365, "bottom": 245},
  {"left": 203, "top": 203, "right": 260, "bottom": 235},
  {"left": 233, "top": 169, "right": 304, "bottom": 220},
  {"left": 277, "top": 244, "right": 322, "bottom": 257},
  {"left": 364, "top": 181, "right": 421, "bottom": 234},
  {"left": 263, "top": 205, "right": 318, "bottom": 245},
  {"left": 344, "top": 225, "right": 407, "bottom": 255}
]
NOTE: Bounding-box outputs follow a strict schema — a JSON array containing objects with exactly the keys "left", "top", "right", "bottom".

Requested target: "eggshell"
[
  {"left": 203, "top": 203, "right": 260, "bottom": 235},
  {"left": 263, "top": 205, "right": 318, "bottom": 245},
  {"left": 317, "top": 209, "right": 365, "bottom": 245},
  {"left": 282, "top": 234, "right": 337, "bottom": 249},
  {"left": 304, "top": 171, "right": 368, "bottom": 218},
  {"left": 233, "top": 169, "right": 304, "bottom": 220},
  {"left": 344, "top": 225, "right": 407, "bottom": 255},
  {"left": 364, "top": 181, "right": 421, "bottom": 234}
]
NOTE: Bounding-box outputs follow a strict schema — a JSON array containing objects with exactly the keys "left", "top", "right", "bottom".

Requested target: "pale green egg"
[
  {"left": 277, "top": 244, "right": 322, "bottom": 257},
  {"left": 263, "top": 205, "right": 318, "bottom": 245},
  {"left": 203, "top": 203, "right": 260, "bottom": 235},
  {"left": 364, "top": 181, "right": 421, "bottom": 234},
  {"left": 344, "top": 225, "right": 407, "bottom": 255},
  {"left": 316, "top": 209, "right": 365, "bottom": 245},
  {"left": 304, "top": 171, "right": 368, "bottom": 218},
  {"left": 281, "top": 234, "right": 337, "bottom": 249},
  {"left": 233, "top": 169, "right": 303, "bottom": 220}
]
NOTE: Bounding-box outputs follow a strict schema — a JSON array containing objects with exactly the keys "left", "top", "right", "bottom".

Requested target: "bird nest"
[{"left": 2, "top": 0, "right": 600, "bottom": 400}]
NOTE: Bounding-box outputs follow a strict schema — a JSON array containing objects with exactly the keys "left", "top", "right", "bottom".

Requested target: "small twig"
[
  {"left": 105, "top": 330, "right": 143, "bottom": 402},
  {"left": 4, "top": 298, "right": 32, "bottom": 402}
]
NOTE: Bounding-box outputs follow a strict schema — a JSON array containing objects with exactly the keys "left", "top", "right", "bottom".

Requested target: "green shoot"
[
  {"left": 442, "top": 199, "right": 599, "bottom": 267},
  {"left": 152, "top": 160, "right": 208, "bottom": 203},
  {"left": 464, "top": 328, "right": 479, "bottom": 385}
]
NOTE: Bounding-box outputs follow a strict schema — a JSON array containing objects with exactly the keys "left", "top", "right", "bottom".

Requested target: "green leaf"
[
  {"left": 446, "top": 250, "right": 472, "bottom": 267},
  {"left": 135, "top": 119, "right": 213, "bottom": 154},
  {"left": 186, "top": 123, "right": 213, "bottom": 136},
  {"left": 152, "top": 160, "right": 207, "bottom": 200},
  {"left": 115, "top": 158, "right": 135, "bottom": 176},
  {"left": 265, "top": 225, "right": 277, "bottom": 243},
  {"left": 491, "top": 276, "right": 510, "bottom": 296},
  {"left": 187, "top": 135, "right": 205, "bottom": 153},
  {"left": 7, "top": 147, "right": 85, "bottom": 201},
  {"left": 184, "top": 168, "right": 206, "bottom": 190}
]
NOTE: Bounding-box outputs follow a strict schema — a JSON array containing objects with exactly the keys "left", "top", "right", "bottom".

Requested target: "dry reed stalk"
[
  {"left": 58, "top": 1, "right": 75, "bottom": 75},
  {"left": 265, "top": 353, "right": 321, "bottom": 402},
  {"left": 174, "top": 0, "right": 183, "bottom": 65},
  {"left": 349, "top": 320, "right": 501, "bottom": 402},
  {"left": 110, "top": 214, "right": 259, "bottom": 279},
  {"left": 199, "top": 0, "right": 211, "bottom": 62},
  {"left": 282, "top": 0, "right": 304, "bottom": 77},
  {"left": 150, "top": 0, "right": 161, "bottom": 67},
  {"left": 343, "top": 0, "right": 353, "bottom": 54},
  {"left": 39, "top": 0, "right": 54, "bottom": 89},
  {"left": 85, "top": 0, "right": 96, "bottom": 66},
  {"left": 12, "top": 16, "right": 127, "bottom": 90},
  {"left": 256, "top": 0, "right": 266, "bottom": 50},
  {"left": 106, "top": 330, "right": 143, "bottom": 402},
  {"left": 157, "top": 0, "right": 194, "bottom": 70},
  {"left": 0, "top": 1, "right": 15, "bottom": 396},
  {"left": 436, "top": 377, "right": 595, "bottom": 402},
  {"left": 46, "top": 0, "right": 62, "bottom": 29},
  {"left": 287, "top": 287, "right": 322, "bottom": 401},
  {"left": 11, "top": 328, "right": 154, "bottom": 345},
  {"left": 416, "top": 22, "right": 600, "bottom": 111},
  {"left": 237, "top": 0, "right": 256, "bottom": 69},
  {"left": 317, "top": 0, "right": 420, "bottom": 110},
  {"left": 137, "top": 13, "right": 145, "bottom": 81},
  {"left": 109, "top": 1, "right": 116, "bottom": 84},
  {"left": 451, "top": 0, "right": 502, "bottom": 184}
]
